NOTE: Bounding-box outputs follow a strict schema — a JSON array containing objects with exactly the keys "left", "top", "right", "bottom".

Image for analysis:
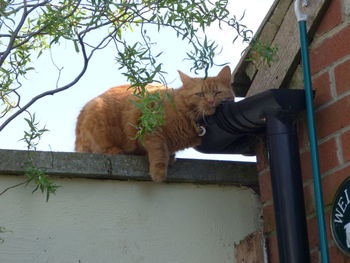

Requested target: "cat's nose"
[{"left": 207, "top": 98, "right": 215, "bottom": 105}]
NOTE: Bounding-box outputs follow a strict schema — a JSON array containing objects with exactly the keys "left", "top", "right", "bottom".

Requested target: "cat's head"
[{"left": 178, "top": 66, "right": 235, "bottom": 119}]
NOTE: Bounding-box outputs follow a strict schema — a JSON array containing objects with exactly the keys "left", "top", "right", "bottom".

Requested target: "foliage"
[
  {"left": 24, "top": 166, "right": 60, "bottom": 202},
  {"left": 0, "top": 113, "right": 59, "bottom": 201},
  {"left": 246, "top": 39, "right": 279, "bottom": 66},
  {"left": 131, "top": 90, "right": 167, "bottom": 141},
  {"left": 21, "top": 113, "right": 60, "bottom": 201},
  {"left": 21, "top": 113, "right": 48, "bottom": 150},
  {"left": 0, "top": 0, "right": 258, "bottom": 138}
]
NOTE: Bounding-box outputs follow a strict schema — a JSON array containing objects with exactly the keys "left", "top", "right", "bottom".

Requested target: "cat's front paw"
[
  {"left": 150, "top": 163, "right": 167, "bottom": 183},
  {"left": 151, "top": 173, "right": 166, "bottom": 183}
]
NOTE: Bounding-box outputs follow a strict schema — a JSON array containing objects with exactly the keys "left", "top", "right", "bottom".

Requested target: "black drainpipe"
[{"left": 196, "top": 89, "right": 310, "bottom": 263}]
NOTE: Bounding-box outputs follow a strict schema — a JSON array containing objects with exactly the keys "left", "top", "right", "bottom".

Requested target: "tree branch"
[
  {"left": 10, "top": 0, "right": 79, "bottom": 51},
  {"left": 0, "top": 34, "right": 89, "bottom": 132},
  {"left": 0, "top": 0, "right": 30, "bottom": 66}
]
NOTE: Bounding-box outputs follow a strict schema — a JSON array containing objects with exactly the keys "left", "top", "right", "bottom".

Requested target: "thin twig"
[
  {"left": 0, "top": 180, "right": 28, "bottom": 196},
  {"left": 49, "top": 48, "right": 64, "bottom": 89}
]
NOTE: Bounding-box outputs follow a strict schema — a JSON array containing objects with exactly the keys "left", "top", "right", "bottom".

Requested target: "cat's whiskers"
[{"left": 193, "top": 108, "right": 204, "bottom": 121}]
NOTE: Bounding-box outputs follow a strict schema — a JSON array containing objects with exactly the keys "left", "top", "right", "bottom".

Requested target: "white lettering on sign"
[
  {"left": 345, "top": 189, "right": 350, "bottom": 203},
  {"left": 335, "top": 208, "right": 345, "bottom": 224},
  {"left": 334, "top": 187, "right": 350, "bottom": 224},
  {"left": 339, "top": 196, "right": 347, "bottom": 213}
]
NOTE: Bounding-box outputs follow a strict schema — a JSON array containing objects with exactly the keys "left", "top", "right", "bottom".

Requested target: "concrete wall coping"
[{"left": 0, "top": 149, "right": 258, "bottom": 188}]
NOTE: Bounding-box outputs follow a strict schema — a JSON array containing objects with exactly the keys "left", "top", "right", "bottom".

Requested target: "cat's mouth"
[{"left": 203, "top": 107, "right": 216, "bottom": 116}]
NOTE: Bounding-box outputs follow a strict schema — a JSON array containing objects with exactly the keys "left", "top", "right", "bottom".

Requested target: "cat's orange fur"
[{"left": 75, "top": 66, "right": 234, "bottom": 182}]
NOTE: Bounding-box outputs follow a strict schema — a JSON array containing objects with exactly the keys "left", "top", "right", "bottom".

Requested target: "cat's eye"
[
  {"left": 195, "top": 92, "right": 205, "bottom": 97},
  {"left": 215, "top": 91, "right": 222, "bottom": 95}
]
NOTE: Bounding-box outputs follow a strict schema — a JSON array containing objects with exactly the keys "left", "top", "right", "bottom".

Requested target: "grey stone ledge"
[{"left": 0, "top": 149, "right": 258, "bottom": 188}]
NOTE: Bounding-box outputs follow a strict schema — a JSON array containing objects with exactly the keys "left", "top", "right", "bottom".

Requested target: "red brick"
[
  {"left": 322, "top": 164, "right": 350, "bottom": 206},
  {"left": 304, "top": 184, "right": 315, "bottom": 215},
  {"left": 298, "top": 117, "right": 309, "bottom": 150},
  {"left": 310, "top": 25, "right": 350, "bottom": 74},
  {"left": 234, "top": 232, "right": 264, "bottom": 263},
  {"left": 341, "top": 129, "right": 350, "bottom": 162},
  {"left": 301, "top": 138, "right": 339, "bottom": 181},
  {"left": 266, "top": 234, "right": 280, "bottom": 263},
  {"left": 335, "top": 59, "right": 350, "bottom": 96},
  {"left": 326, "top": 210, "right": 333, "bottom": 245},
  {"left": 307, "top": 212, "right": 334, "bottom": 254},
  {"left": 263, "top": 204, "right": 276, "bottom": 234},
  {"left": 301, "top": 150, "right": 313, "bottom": 182},
  {"left": 256, "top": 142, "right": 269, "bottom": 172},
  {"left": 311, "top": 250, "right": 320, "bottom": 263},
  {"left": 307, "top": 216, "right": 320, "bottom": 249},
  {"left": 319, "top": 137, "right": 340, "bottom": 172},
  {"left": 313, "top": 72, "right": 332, "bottom": 107},
  {"left": 316, "top": 0, "right": 343, "bottom": 36},
  {"left": 329, "top": 244, "right": 346, "bottom": 263},
  {"left": 258, "top": 170, "right": 273, "bottom": 203},
  {"left": 316, "top": 95, "right": 350, "bottom": 139}
]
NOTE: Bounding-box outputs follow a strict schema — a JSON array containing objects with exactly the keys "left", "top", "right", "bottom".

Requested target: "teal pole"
[{"left": 298, "top": 20, "right": 330, "bottom": 263}]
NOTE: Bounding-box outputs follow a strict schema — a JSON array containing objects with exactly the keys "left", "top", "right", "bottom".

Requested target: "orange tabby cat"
[{"left": 75, "top": 66, "right": 234, "bottom": 182}]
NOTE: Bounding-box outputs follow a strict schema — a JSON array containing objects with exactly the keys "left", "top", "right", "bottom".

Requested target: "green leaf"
[{"left": 73, "top": 40, "right": 80, "bottom": 53}]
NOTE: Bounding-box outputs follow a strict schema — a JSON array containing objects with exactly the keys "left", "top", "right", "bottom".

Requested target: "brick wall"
[{"left": 257, "top": 0, "right": 350, "bottom": 262}]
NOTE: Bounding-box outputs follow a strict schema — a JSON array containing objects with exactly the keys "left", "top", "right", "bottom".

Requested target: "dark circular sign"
[{"left": 331, "top": 177, "right": 350, "bottom": 256}]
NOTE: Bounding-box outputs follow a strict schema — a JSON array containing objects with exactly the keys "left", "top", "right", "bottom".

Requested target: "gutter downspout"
[
  {"left": 266, "top": 114, "right": 310, "bottom": 262},
  {"left": 196, "top": 89, "right": 311, "bottom": 262}
]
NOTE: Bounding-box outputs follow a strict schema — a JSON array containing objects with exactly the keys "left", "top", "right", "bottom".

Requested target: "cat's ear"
[
  {"left": 217, "top": 66, "right": 231, "bottom": 86},
  {"left": 178, "top": 70, "right": 194, "bottom": 87}
]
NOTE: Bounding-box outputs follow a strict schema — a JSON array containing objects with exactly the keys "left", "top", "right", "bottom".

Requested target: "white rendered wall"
[{"left": 0, "top": 175, "right": 261, "bottom": 263}]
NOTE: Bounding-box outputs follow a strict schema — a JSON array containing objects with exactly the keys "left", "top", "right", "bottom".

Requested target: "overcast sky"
[{"left": 0, "top": 0, "right": 274, "bottom": 162}]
